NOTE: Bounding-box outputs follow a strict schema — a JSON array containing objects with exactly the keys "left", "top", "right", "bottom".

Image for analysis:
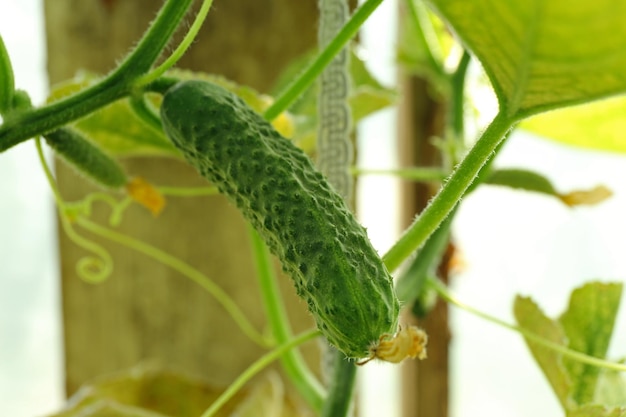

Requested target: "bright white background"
[{"left": 1, "top": 1, "right": 626, "bottom": 416}]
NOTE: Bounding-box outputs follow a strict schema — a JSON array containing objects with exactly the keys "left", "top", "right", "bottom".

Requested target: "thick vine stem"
[
  {"left": 0, "top": 0, "right": 194, "bottom": 152},
  {"left": 383, "top": 112, "right": 514, "bottom": 272}
]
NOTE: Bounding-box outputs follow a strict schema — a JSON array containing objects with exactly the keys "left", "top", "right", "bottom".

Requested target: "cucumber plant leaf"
[
  {"left": 484, "top": 168, "right": 612, "bottom": 207},
  {"left": 513, "top": 296, "right": 572, "bottom": 409},
  {"left": 521, "top": 96, "right": 626, "bottom": 154},
  {"left": 567, "top": 405, "right": 626, "bottom": 417},
  {"left": 425, "top": 0, "right": 626, "bottom": 119},
  {"left": 559, "top": 282, "right": 623, "bottom": 404},
  {"left": 514, "top": 282, "right": 623, "bottom": 411},
  {"left": 595, "top": 368, "right": 626, "bottom": 407},
  {"left": 397, "top": 0, "right": 451, "bottom": 90}
]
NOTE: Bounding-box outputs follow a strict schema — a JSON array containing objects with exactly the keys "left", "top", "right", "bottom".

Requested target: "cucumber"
[
  {"left": 160, "top": 80, "right": 400, "bottom": 359},
  {"left": 44, "top": 127, "right": 128, "bottom": 189}
]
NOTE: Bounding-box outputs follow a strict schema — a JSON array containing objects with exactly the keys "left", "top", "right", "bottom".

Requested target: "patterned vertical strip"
[{"left": 317, "top": 0, "right": 353, "bottom": 204}]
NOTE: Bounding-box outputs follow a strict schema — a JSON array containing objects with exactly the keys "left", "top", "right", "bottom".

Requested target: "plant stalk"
[
  {"left": 383, "top": 112, "right": 514, "bottom": 272},
  {"left": 0, "top": 0, "right": 194, "bottom": 152},
  {"left": 263, "top": 0, "right": 384, "bottom": 121}
]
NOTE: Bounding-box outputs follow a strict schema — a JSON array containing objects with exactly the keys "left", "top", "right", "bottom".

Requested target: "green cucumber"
[
  {"left": 44, "top": 127, "right": 128, "bottom": 189},
  {"left": 160, "top": 80, "right": 399, "bottom": 359}
]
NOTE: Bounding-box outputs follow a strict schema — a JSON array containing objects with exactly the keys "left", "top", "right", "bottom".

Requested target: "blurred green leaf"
[
  {"left": 567, "top": 405, "right": 626, "bottom": 417},
  {"left": 595, "top": 369, "right": 626, "bottom": 407},
  {"left": 485, "top": 168, "right": 558, "bottom": 197},
  {"left": 514, "top": 282, "right": 623, "bottom": 411},
  {"left": 425, "top": 0, "right": 626, "bottom": 119},
  {"left": 484, "top": 168, "right": 613, "bottom": 207},
  {"left": 513, "top": 296, "right": 572, "bottom": 409},
  {"left": 559, "top": 282, "right": 623, "bottom": 404},
  {"left": 397, "top": 0, "right": 451, "bottom": 89},
  {"left": 521, "top": 96, "right": 626, "bottom": 154}
]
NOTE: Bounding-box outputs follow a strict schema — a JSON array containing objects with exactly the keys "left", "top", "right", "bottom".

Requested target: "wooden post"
[
  {"left": 44, "top": 0, "right": 319, "bottom": 396},
  {"left": 397, "top": 75, "right": 450, "bottom": 416}
]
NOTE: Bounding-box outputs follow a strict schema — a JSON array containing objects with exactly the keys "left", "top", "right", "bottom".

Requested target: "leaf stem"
[
  {"left": 430, "top": 279, "right": 626, "bottom": 373},
  {"left": 248, "top": 226, "right": 325, "bottom": 412},
  {"left": 263, "top": 0, "right": 384, "bottom": 121},
  {"left": 383, "top": 112, "right": 514, "bottom": 272},
  {"left": 199, "top": 328, "right": 322, "bottom": 417}
]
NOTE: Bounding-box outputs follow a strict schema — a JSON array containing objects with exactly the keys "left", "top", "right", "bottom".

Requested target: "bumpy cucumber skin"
[
  {"left": 161, "top": 80, "right": 399, "bottom": 359},
  {"left": 44, "top": 128, "right": 127, "bottom": 189}
]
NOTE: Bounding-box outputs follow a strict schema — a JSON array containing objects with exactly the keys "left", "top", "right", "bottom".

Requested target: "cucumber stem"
[{"left": 0, "top": 0, "right": 194, "bottom": 152}]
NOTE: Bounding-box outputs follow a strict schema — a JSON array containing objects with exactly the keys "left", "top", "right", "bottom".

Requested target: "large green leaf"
[
  {"left": 425, "top": 0, "right": 626, "bottom": 119},
  {"left": 521, "top": 96, "right": 626, "bottom": 153}
]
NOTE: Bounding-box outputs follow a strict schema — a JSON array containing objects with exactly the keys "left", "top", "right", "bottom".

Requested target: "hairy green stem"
[
  {"left": 200, "top": 329, "right": 322, "bottom": 417},
  {"left": 383, "top": 112, "right": 514, "bottom": 272},
  {"left": 248, "top": 226, "right": 326, "bottom": 412},
  {"left": 430, "top": 279, "right": 626, "bottom": 373},
  {"left": 136, "top": 0, "right": 214, "bottom": 86},
  {"left": 0, "top": 0, "right": 194, "bottom": 152},
  {"left": 263, "top": 0, "right": 384, "bottom": 121},
  {"left": 114, "top": 0, "right": 195, "bottom": 81}
]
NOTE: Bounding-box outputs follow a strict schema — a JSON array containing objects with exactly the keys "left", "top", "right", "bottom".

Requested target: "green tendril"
[
  {"left": 76, "top": 217, "right": 272, "bottom": 348},
  {"left": 35, "top": 138, "right": 114, "bottom": 283}
]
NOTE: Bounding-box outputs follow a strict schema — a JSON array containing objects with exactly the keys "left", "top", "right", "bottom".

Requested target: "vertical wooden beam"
[
  {"left": 44, "top": 0, "right": 319, "bottom": 396},
  {"left": 397, "top": 74, "right": 450, "bottom": 416}
]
